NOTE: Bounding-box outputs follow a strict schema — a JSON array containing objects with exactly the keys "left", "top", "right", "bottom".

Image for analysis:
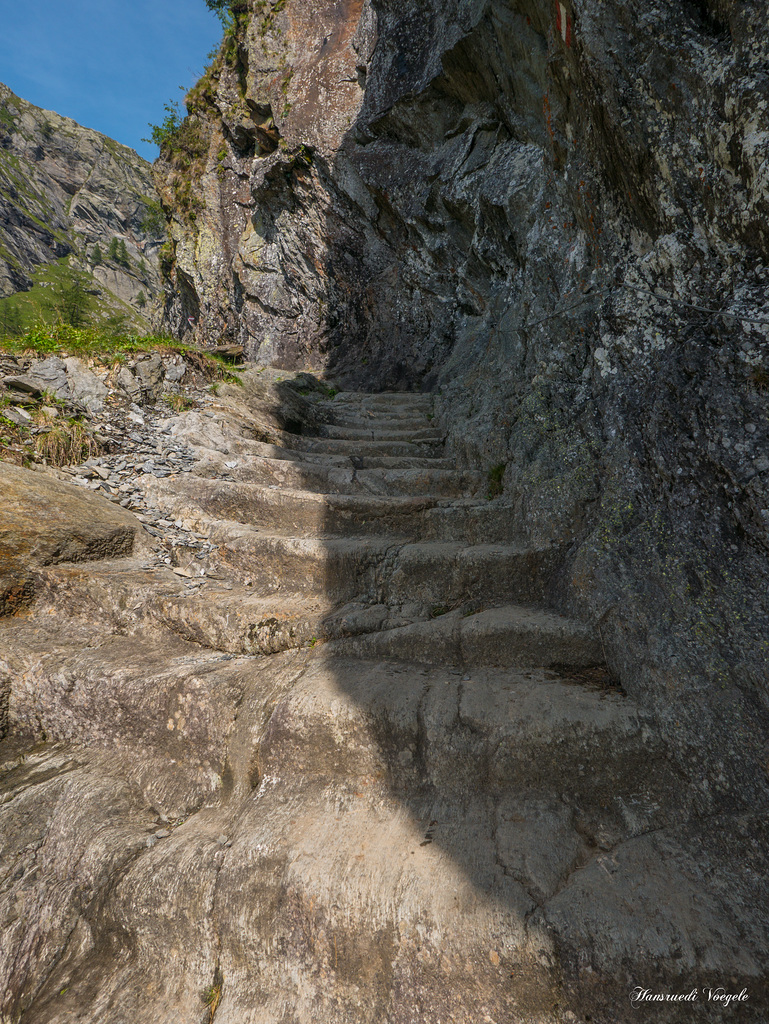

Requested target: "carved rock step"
[
  {"left": 1, "top": 632, "right": 644, "bottom": 811},
  {"left": 179, "top": 433, "right": 445, "bottom": 473},
  {"left": 345, "top": 467, "right": 480, "bottom": 497},
  {"left": 257, "top": 654, "right": 682, "bottom": 815},
  {"left": 22, "top": 559, "right": 305, "bottom": 656},
  {"left": 310, "top": 424, "right": 444, "bottom": 442},
  {"left": 328, "top": 391, "right": 433, "bottom": 408},
  {"left": 283, "top": 435, "right": 445, "bottom": 458},
  {"left": 319, "top": 407, "right": 435, "bottom": 427},
  {"left": 0, "top": 622, "right": 248, "bottom": 779},
  {"left": 196, "top": 447, "right": 455, "bottom": 473},
  {"left": 343, "top": 454, "right": 453, "bottom": 470},
  {"left": 146, "top": 588, "right": 332, "bottom": 655},
  {"left": 145, "top": 589, "right": 432, "bottom": 656},
  {"left": 143, "top": 476, "right": 486, "bottom": 540},
  {"left": 332, "top": 605, "right": 603, "bottom": 670},
  {"left": 198, "top": 457, "right": 479, "bottom": 497},
  {"left": 25, "top": 559, "right": 322, "bottom": 659},
  {"left": 207, "top": 527, "right": 560, "bottom": 606}
]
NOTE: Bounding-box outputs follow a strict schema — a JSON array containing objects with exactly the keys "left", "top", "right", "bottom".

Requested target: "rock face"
[
  {"left": 155, "top": 0, "right": 769, "bottom": 876},
  {"left": 2, "top": 0, "right": 769, "bottom": 1019},
  {"left": 0, "top": 82, "right": 165, "bottom": 321},
  {"left": 3, "top": 373, "right": 766, "bottom": 1022}
]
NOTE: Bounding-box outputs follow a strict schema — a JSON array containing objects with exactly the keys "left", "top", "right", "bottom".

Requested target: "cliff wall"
[{"left": 158, "top": 0, "right": 769, "bottom": 810}]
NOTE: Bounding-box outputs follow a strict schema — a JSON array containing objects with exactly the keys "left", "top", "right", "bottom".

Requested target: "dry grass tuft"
[{"left": 34, "top": 421, "right": 100, "bottom": 467}]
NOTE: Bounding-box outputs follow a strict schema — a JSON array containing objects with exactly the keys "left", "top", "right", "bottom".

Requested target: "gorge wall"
[{"left": 159, "top": 0, "right": 769, "bottom": 814}]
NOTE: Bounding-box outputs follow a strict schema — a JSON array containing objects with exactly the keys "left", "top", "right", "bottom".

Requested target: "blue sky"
[{"left": 0, "top": 0, "right": 223, "bottom": 162}]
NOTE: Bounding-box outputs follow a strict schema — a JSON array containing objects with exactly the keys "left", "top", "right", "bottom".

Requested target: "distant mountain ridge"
[{"left": 0, "top": 82, "right": 165, "bottom": 331}]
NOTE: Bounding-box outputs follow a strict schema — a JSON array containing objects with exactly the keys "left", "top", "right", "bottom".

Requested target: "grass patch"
[
  {"left": 0, "top": 321, "right": 177, "bottom": 359},
  {"left": 487, "top": 463, "right": 506, "bottom": 500},
  {"left": 163, "top": 392, "right": 195, "bottom": 412},
  {"left": 201, "top": 967, "right": 224, "bottom": 1022},
  {"left": 295, "top": 383, "right": 337, "bottom": 399},
  {"left": 0, "top": 410, "right": 100, "bottom": 469},
  {"left": 206, "top": 353, "right": 243, "bottom": 385},
  {"left": 0, "top": 323, "right": 239, "bottom": 383}
]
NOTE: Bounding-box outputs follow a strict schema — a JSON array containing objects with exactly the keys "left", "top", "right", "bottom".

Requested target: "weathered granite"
[{"left": 150, "top": 1, "right": 769, "bottom": 1014}]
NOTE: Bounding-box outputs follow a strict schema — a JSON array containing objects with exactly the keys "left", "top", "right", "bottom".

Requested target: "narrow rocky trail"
[{"left": 0, "top": 372, "right": 762, "bottom": 1023}]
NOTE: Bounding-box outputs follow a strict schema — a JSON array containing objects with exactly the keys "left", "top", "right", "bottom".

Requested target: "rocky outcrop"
[
  {"left": 0, "top": 460, "right": 151, "bottom": 616},
  {"left": 3, "top": 372, "right": 765, "bottom": 1022},
  {"left": 0, "top": 82, "right": 165, "bottom": 323},
  {"left": 0, "top": 344, "right": 237, "bottom": 468},
  {"left": 155, "top": 0, "right": 769, "bottom": 834},
  {"left": 147, "top": 0, "right": 769, "bottom": 1013}
]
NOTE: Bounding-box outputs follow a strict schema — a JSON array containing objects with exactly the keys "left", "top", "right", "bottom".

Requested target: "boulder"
[
  {"left": 134, "top": 353, "right": 165, "bottom": 396},
  {"left": 115, "top": 365, "right": 141, "bottom": 400},
  {"left": 26, "top": 356, "right": 70, "bottom": 399},
  {"left": 3, "top": 407, "right": 33, "bottom": 427},
  {"left": 64, "top": 357, "right": 108, "bottom": 412},
  {"left": 0, "top": 461, "right": 150, "bottom": 616},
  {"left": 211, "top": 344, "right": 245, "bottom": 363},
  {"left": 164, "top": 357, "right": 186, "bottom": 383}
]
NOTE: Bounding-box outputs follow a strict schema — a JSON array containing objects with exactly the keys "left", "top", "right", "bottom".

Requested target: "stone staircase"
[
  {"left": 142, "top": 389, "right": 601, "bottom": 671},
  {"left": 2, "top": 380, "right": 726, "bottom": 1024}
]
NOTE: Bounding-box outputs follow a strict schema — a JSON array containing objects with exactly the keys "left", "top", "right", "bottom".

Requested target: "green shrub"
[
  {"left": 159, "top": 241, "right": 175, "bottom": 275},
  {"left": 140, "top": 199, "right": 166, "bottom": 237},
  {"left": 143, "top": 100, "right": 185, "bottom": 150}
]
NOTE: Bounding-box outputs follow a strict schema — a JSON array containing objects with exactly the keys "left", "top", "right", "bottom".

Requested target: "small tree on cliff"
[
  {"left": 0, "top": 302, "right": 23, "bottom": 338},
  {"left": 205, "top": 0, "right": 249, "bottom": 27},
  {"left": 205, "top": 0, "right": 233, "bottom": 24},
  {"left": 108, "top": 238, "right": 130, "bottom": 267},
  {"left": 57, "top": 270, "right": 90, "bottom": 327}
]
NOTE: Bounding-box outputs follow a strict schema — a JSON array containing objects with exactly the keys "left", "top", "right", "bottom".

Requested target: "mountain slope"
[{"left": 0, "top": 82, "right": 165, "bottom": 330}]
